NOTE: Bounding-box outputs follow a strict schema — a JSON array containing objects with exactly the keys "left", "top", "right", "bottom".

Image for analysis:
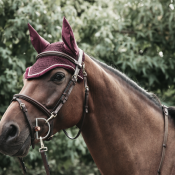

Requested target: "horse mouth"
[{"left": 12, "top": 135, "right": 31, "bottom": 157}]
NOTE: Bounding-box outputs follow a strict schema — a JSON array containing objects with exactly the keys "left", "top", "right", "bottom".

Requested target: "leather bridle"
[
  {"left": 11, "top": 49, "right": 89, "bottom": 175},
  {"left": 10, "top": 49, "right": 169, "bottom": 175}
]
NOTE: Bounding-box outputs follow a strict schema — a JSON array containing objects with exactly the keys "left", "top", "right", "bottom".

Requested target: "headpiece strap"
[{"left": 36, "top": 51, "right": 82, "bottom": 68}]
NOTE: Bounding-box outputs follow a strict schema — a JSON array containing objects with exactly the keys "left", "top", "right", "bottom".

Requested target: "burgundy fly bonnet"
[{"left": 25, "top": 17, "right": 84, "bottom": 81}]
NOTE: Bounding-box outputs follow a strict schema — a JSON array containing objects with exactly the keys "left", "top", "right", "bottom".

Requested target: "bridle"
[
  {"left": 11, "top": 49, "right": 89, "bottom": 175},
  {"left": 10, "top": 49, "right": 169, "bottom": 175}
]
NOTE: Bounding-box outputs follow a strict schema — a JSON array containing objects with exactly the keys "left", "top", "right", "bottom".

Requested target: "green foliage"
[
  {"left": 0, "top": 0, "right": 175, "bottom": 174},
  {"left": 78, "top": 0, "right": 175, "bottom": 93},
  {"left": 0, "top": 132, "right": 100, "bottom": 175}
]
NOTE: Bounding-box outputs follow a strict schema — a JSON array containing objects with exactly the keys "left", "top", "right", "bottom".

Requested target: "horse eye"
[{"left": 51, "top": 73, "right": 65, "bottom": 82}]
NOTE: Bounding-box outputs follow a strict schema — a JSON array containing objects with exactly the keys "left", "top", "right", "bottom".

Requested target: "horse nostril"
[
  {"left": 9, "top": 125, "right": 17, "bottom": 137},
  {"left": 6, "top": 125, "right": 18, "bottom": 141}
]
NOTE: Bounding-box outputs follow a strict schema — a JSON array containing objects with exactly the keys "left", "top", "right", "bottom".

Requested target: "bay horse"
[{"left": 0, "top": 17, "right": 175, "bottom": 175}]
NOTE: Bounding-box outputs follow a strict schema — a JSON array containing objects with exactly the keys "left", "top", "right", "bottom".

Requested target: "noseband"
[{"left": 11, "top": 49, "right": 89, "bottom": 175}]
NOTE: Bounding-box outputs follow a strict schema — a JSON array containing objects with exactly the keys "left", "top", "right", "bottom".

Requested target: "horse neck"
[{"left": 81, "top": 54, "right": 170, "bottom": 175}]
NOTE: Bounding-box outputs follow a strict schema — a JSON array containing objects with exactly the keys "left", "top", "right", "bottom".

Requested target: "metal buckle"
[
  {"left": 164, "top": 108, "right": 168, "bottom": 116},
  {"left": 20, "top": 103, "right": 25, "bottom": 109},
  {"left": 82, "top": 63, "right": 87, "bottom": 76},
  {"left": 162, "top": 105, "right": 168, "bottom": 116},
  {"left": 36, "top": 118, "right": 50, "bottom": 140},
  {"left": 85, "top": 86, "right": 89, "bottom": 91},
  {"left": 72, "top": 74, "right": 78, "bottom": 81},
  {"left": 78, "top": 63, "right": 82, "bottom": 69},
  {"left": 45, "top": 112, "right": 57, "bottom": 123},
  {"left": 39, "top": 137, "right": 48, "bottom": 152}
]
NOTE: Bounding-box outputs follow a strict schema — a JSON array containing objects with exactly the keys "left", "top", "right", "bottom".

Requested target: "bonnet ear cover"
[
  {"left": 62, "top": 17, "right": 79, "bottom": 58},
  {"left": 28, "top": 24, "right": 50, "bottom": 53},
  {"left": 25, "top": 18, "right": 84, "bottom": 81}
]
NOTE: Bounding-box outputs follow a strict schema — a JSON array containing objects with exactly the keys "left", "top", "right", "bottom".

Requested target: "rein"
[{"left": 11, "top": 49, "right": 89, "bottom": 175}]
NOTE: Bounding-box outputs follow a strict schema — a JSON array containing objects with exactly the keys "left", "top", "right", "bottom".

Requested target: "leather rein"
[
  {"left": 11, "top": 49, "right": 168, "bottom": 175},
  {"left": 11, "top": 49, "right": 89, "bottom": 175}
]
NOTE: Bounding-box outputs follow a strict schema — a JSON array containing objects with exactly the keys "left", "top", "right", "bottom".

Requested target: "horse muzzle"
[{"left": 0, "top": 121, "right": 30, "bottom": 157}]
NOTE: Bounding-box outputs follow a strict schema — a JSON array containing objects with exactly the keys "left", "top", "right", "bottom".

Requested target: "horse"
[{"left": 0, "top": 17, "right": 175, "bottom": 175}]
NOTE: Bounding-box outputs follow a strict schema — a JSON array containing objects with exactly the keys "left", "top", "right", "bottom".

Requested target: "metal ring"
[{"left": 36, "top": 118, "right": 50, "bottom": 140}]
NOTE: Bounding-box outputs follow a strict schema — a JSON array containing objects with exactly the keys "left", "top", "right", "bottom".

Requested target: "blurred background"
[{"left": 0, "top": 0, "right": 175, "bottom": 174}]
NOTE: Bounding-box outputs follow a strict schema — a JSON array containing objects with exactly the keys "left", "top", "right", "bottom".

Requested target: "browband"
[{"left": 36, "top": 51, "right": 82, "bottom": 68}]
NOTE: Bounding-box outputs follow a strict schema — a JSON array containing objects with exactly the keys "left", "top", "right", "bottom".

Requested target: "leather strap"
[
  {"left": 157, "top": 105, "right": 169, "bottom": 175},
  {"left": 40, "top": 150, "right": 51, "bottom": 175},
  {"left": 63, "top": 64, "right": 89, "bottom": 139},
  {"left": 44, "top": 49, "right": 87, "bottom": 140},
  {"left": 12, "top": 97, "right": 35, "bottom": 149},
  {"left": 13, "top": 94, "right": 51, "bottom": 117},
  {"left": 53, "top": 49, "right": 83, "bottom": 115},
  {"left": 17, "top": 157, "right": 26, "bottom": 175}
]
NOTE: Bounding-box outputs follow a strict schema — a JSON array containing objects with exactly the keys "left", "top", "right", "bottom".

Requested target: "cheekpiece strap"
[{"left": 46, "top": 49, "right": 83, "bottom": 123}]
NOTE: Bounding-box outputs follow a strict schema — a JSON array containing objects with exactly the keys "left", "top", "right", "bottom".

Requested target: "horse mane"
[
  {"left": 89, "top": 56, "right": 162, "bottom": 108},
  {"left": 89, "top": 56, "right": 175, "bottom": 122}
]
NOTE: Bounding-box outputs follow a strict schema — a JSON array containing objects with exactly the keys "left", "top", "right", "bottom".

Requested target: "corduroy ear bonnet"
[{"left": 25, "top": 17, "right": 84, "bottom": 81}]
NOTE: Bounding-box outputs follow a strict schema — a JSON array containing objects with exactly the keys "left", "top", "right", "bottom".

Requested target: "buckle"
[
  {"left": 85, "top": 86, "right": 89, "bottom": 91},
  {"left": 164, "top": 108, "right": 168, "bottom": 116},
  {"left": 78, "top": 63, "right": 82, "bottom": 69},
  {"left": 20, "top": 103, "right": 25, "bottom": 109},
  {"left": 45, "top": 112, "right": 57, "bottom": 123},
  {"left": 39, "top": 137, "right": 48, "bottom": 152},
  {"left": 72, "top": 75, "right": 78, "bottom": 81},
  {"left": 162, "top": 105, "right": 168, "bottom": 116}
]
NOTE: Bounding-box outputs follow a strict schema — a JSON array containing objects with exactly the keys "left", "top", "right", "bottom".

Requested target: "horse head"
[{"left": 0, "top": 17, "right": 86, "bottom": 157}]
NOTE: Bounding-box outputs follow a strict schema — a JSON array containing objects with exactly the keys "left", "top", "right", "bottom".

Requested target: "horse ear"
[
  {"left": 28, "top": 24, "right": 50, "bottom": 53},
  {"left": 62, "top": 17, "right": 79, "bottom": 56}
]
